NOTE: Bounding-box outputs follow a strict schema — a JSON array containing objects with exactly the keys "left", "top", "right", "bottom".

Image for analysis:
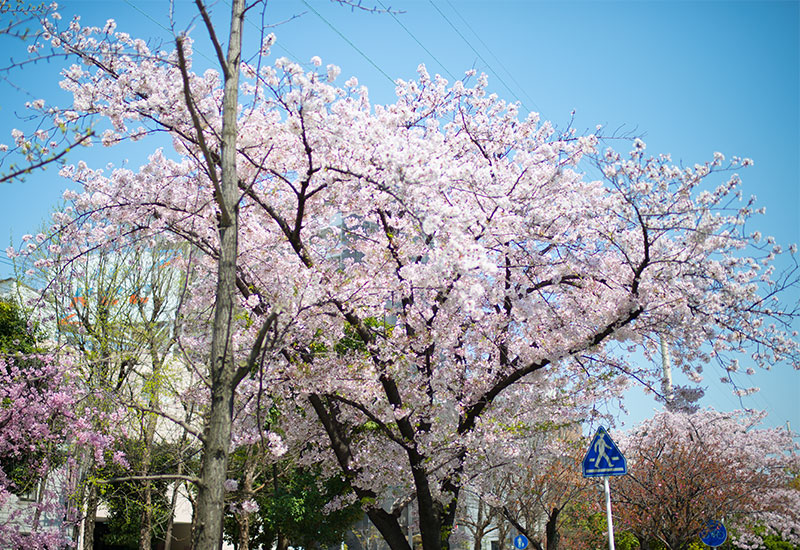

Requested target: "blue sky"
[{"left": 0, "top": 0, "right": 797, "bottom": 430}]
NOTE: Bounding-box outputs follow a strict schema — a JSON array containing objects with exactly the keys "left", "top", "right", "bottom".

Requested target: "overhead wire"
[
  {"left": 443, "top": 0, "right": 543, "bottom": 116},
  {"left": 374, "top": 0, "right": 457, "bottom": 82},
  {"left": 3, "top": 2, "right": 530, "bottom": 280},
  {"left": 236, "top": 0, "right": 304, "bottom": 65},
  {"left": 426, "top": 0, "right": 531, "bottom": 114},
  {"left": 121, "top": 0, "right": 217, "bottom": 65},
  {"left": 424, "top": 0, "right": 773, "bottom": 423},
  {"left": 121, "top": 0, "right": 172, "bottom": 35},
  {"left": 121, "top": 0, "right": 302, "bottom": 70},
  {"left": 299, "top": 0, "right": 395, "bottom": 85},
  {"left": 0, "top": 257, "right": 18, "bottom": 279}
]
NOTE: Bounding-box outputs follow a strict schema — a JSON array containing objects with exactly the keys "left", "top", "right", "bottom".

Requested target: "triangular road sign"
[{"left": 582, "top": 426, "right": 627, "bottom": 477}]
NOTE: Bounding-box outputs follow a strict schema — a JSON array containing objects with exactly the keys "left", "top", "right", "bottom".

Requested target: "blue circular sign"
[
  {"left": 699, "top": 520, "right": 727, "bottom": 547},
  {"left": 513, "top": 535, "right": 529, "bottom": 550}
]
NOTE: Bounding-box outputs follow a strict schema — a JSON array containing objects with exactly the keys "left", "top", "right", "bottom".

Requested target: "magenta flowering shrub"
[{"left": 0, "top": 354, "right": 112, "bottom": 548}]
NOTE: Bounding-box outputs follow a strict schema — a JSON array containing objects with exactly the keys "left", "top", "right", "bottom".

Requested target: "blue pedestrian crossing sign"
[
  {"left": 582, "top": 426, "right": 627, "bottom": 477},
  {"left": 513, "top": 535, "right": 529, "bottom": 549}
]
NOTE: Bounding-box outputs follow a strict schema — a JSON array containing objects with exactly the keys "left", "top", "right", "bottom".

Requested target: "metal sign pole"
[{"left": 604, "top": 476, "right": 616, "bottom": 550}]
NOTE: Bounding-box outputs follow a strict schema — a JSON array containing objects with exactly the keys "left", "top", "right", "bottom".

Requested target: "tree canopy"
[
  {"left": 615, "top": 409, "right": 800, "bottom": 550},
  {"left": 1, "top": 2, "right": 798, "bottom": 549}
]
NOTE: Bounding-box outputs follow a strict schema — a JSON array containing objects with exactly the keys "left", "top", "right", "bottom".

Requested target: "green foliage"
[
  {"left": 748, "top": 525, "right": 800, "bottom": 550},
  {"left": 224, "top": 458, "right": 362, "bottom": 550},
  {"left": 763, "top": 535, "right": 800, "bottom": 550},
  {"left": 615, "top": 530, "right": 641, "bottom": 550},
  {"left": 95, "top": 438, "right": 187, "bottom": 549},
  {"left": 101, "top": 495, "right": 159, "bottom": 550},
  {"left": 2, "top": 451, "right": 47, "bottom": 496},
  {"left": 0, "top": 297, "right": 39, "bottom": 354},
  {"left": 333, "top": 317, "right": 393, "bottom": 356},
  {"left": 557, "top": 502, "right": 606, "bottom": 550}
]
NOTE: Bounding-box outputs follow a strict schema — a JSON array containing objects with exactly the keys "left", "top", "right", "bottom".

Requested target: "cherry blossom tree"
[
  {"left": 4, "top": 239, "right": 201, "bottom": 549},
  {"left": 0, "top": 302, "right": 115, "bottom": 549},
  {"left": 0, "top": 356, "right": 77, "bottom": 548},
  {"left": 5, "top": 2, "right": 799, "bottom": 550},
  {"left": 486, "top": 434, "right": 594, "bottom": 550},
  {"left": 615, "top": 409, "right": 800, "bottom": 550},
  {"left": 0, "top": 1, "right": 94, "bottom": 185}
]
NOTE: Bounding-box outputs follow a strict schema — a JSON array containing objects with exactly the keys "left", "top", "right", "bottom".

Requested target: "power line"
[
  {"left": 299, "top": 0, "right": 395, "bottom": 85},
  {"left": 121, "top": 0, "right": 218, "bottom": 65},
  {"left": 0, "top": 257, "right": 17, "bottom": 273},
  {"left": 427, "top": 0, "right": 531, "bottom": 114},
  {"left": 443, "top": 0, "right": 542, "bottom": 116},
  {"left": 374, "top": 0, "right": 457, "bottom": 81},
  {"left": 122, "top": 0, "right": 172, "bottom": 35},
  {"left": 237, "top": 0, "right": 304, "bottom": 65}
]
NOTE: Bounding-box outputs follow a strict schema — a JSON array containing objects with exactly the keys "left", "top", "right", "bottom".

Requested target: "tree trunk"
[
  {"left": 406, "top": 485, "right": 443, "bottom": 550},
  {"left": 70, "top": 460, "right": 87, "bottom": 545},
  {"left": 309, "top": 394, "right": 413, "bottom": 550},
  {"left": 139, "top": 413, "right": 157, "bottom": 550},
  {"left": 237, "top": 514, "right": 251, "bottom": 550},
  {"left": 363, "top": 508, "right": 416, "bottom": 550},
  {"left": 236, "top": 446, "right": 258, "bottom": 550},
  {"left": 496, "top": 518, "right": 511, "bottom": 550},
  {"left": 193, "top": 381, "right": 237, "bottom": 549},
  {"left": 472, "top": 528, "right": 484, "bottom": 550},
  {"left": 471, "top": 499, "right": 485, "bottom": 550},
  {"left": 139, "top": 477, "right": 153, "bottom": 550},
  {"left": 545, "top": 507, "right": 560, "bottom": 550},
  {"left": 83, "top": 482, "right": 98, "bottom": 550},
  {"left": 31, "top": 470, "right": 48, "bottom": 532},
  {"left": 190, "top": 0, "right": 245, "bottom": 548},
  {"left": 166, "top": 406, "right": 195, "bottom": 550},
  {"left": 163, "top": 480, "right": 181, "bottom": 550},
  {"left": 364, "top": 496, "right": 455, "bottom": 550}
]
